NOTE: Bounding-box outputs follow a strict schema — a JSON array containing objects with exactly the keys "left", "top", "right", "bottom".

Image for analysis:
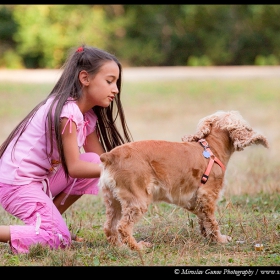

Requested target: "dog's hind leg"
[
  {"left": 102, "top": 186, "right": 123, "bottom": 246},
  {"left": 117, "top": 200, "right": 151, "bottom": 251}
]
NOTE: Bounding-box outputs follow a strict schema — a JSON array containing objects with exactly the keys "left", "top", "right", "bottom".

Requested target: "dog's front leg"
[
  {"left": 195, "top": 193, "right": 231, "bottom": 243},
  {"left": 197, "top": 214, "right": 231, "bottom": 243}
]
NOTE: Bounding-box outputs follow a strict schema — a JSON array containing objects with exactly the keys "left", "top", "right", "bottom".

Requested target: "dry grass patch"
[{"left": 0, "top": 75, "right": 279, "bottom": 266}]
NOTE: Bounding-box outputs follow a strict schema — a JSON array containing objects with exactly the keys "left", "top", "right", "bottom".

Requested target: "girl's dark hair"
[{"left": 0, "top": 45, "right": 133, "bottom": 178}]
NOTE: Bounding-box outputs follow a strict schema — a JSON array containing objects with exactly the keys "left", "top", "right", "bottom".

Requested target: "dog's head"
[{"left": 182, "top": 110, "right": 269, "bottom": 151}]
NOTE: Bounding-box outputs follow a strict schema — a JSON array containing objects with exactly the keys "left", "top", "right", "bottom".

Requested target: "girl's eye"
[{"left": 107, "top": 80, "right": 112, "bottom": 84}]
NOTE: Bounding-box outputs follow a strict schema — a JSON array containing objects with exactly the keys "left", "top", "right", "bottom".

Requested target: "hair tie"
[{"left": 76, "top": 47, "right": 84, "bottom": 53}]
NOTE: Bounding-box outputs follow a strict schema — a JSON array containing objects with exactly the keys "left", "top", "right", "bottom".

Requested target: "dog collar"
[{"left": 198, "top": 139, "right": 225, "bottom": 184}]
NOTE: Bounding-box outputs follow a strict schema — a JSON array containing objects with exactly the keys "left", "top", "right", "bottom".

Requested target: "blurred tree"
[
  {"left": 12, "top": 5, "right": 111, "bottom": 68},
  {"left": 1, "top": 4, "right": 280, "bottom": 68},
  {"left": 107, "top": 5, "right": 280, "bottom": 66},
  {"left": 0, "top": 5, "right": 23, "bottom": 68},
  {"left": 251, "top": 5, "right": 280, "bottom": 65}
]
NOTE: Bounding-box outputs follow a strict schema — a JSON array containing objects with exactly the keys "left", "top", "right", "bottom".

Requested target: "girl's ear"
[{"left": 79, "top": 70, "right": 90, "bottom": 86}]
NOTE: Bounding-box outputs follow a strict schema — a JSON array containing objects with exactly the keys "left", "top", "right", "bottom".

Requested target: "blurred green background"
[{"left": 1, "top": 4, "right": 280, "bottom": 69}]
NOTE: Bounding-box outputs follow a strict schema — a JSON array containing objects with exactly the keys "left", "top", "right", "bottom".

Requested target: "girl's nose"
[{"left": 113, "top": 85, "right": 119, "bottom": 95}]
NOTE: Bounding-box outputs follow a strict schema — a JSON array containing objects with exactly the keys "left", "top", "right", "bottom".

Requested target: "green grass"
[{"left": 0, "top": 75, "right": 279, "bottom": 266}]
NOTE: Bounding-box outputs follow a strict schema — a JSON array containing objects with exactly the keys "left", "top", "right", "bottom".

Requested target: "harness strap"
[{"left": 198, "top": 139, "right": 225, "bottom": 184}]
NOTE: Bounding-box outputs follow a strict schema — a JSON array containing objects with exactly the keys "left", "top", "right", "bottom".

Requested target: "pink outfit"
[{"left": 0, "top": 97, "right": 100, "bottom": 254}]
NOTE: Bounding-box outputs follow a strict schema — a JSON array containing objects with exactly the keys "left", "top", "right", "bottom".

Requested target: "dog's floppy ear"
[
  {"left": 182, "top": 114, "right": 215, "bottom": 142},
  {"left": 222, "top": 110, "right": 269, "bottom": 151},
  {"left": 100, "top": 153, "right": 113, "bottom": 165},
  {"left": 230, "top": 129, "right": 269, "bottom": 151}
]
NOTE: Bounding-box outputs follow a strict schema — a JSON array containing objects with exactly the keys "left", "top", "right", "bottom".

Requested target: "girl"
[{"left": 0, "top": 45, "right": 133, "bottom": 254}]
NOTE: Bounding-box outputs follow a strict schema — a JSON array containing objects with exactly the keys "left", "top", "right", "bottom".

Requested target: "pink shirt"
[{"left": 0, "top": 97, "right": 97, "bottom": 185}]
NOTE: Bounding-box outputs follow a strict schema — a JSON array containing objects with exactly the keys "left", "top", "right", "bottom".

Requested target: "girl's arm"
[
  {"left": 83, "top": 130, "right": 105, "bottom": 155},
  {"left": 60, "top": 118, "right": 101, "bottom": 178}
]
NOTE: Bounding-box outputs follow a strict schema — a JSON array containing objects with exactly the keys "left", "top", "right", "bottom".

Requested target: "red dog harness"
[{"left": 198, "top": 139, "right": 225, "bottom": 184}]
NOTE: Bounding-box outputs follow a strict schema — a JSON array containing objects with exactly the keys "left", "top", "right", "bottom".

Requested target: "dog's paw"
[
  {"left": 218, "top": 235, "right": 232, "bottom": 243},
  {"left": 107, "top": 236, "right": 122, "bottom": 246},
  {"left": 138, "top": 240, "right": 152, "bottom": 248},
  {"left": 132, "top": 240, "right": 152, "bottom": 250}
]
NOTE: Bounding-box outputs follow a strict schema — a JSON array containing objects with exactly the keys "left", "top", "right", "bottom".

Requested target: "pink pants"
[{"left": 0, "top": 152, "right": 100, "bottom": 254}]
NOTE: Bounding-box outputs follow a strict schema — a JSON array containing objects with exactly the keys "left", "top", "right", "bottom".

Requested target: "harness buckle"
[
  {"left": 198, "top": 139, "right": 209, "bottom": 149},
  {"left": 201, "top": 174, "right": 208, "bottom": 184}
]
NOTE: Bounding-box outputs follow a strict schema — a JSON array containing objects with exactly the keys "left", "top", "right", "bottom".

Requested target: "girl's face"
[{"left": 78, "top": 60, "right": 120, "bottom": 113}]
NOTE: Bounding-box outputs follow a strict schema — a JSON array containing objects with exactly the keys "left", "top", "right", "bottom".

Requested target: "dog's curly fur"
[{"left": 99, "top": 110, "right": 269, "bottom": 251}]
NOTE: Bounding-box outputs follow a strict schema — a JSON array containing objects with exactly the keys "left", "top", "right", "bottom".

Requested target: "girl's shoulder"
[
  {"left": 61, "top": 98, "right": 83, "bottom": 124},
  {"left": 61, "top": 100, "right": 97, "bottom": 130}
]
